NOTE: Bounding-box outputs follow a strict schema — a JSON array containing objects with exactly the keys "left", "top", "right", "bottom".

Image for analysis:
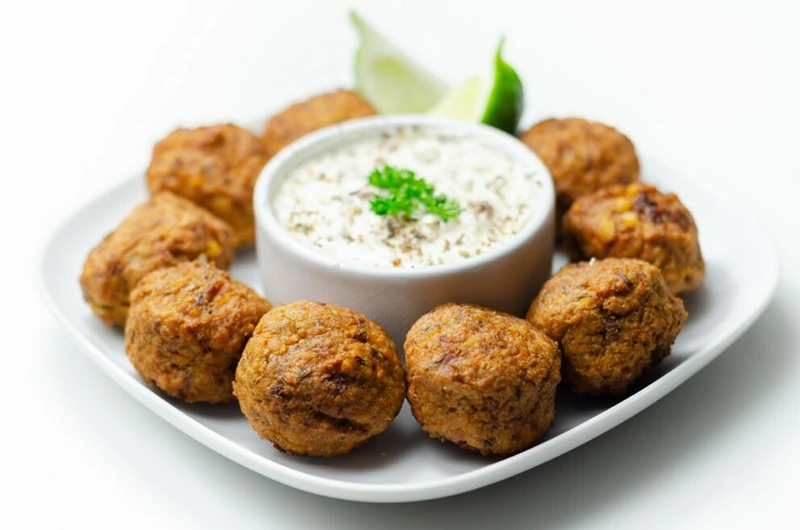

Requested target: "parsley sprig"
[{"left": 368, "top": 165, "right": 461, "bottom": 222}]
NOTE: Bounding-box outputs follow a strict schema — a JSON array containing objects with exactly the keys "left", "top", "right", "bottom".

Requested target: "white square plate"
[{"left": 40, "top": 157, "right": 778, "bottom": 502}]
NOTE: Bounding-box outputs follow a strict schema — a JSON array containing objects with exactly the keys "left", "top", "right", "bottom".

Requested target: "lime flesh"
[
  {"left": 351, "top": 11, "right": 448, "bottom": 114},
  {"left": 429, "top": 76, "right": 484, "bottom": 121}
]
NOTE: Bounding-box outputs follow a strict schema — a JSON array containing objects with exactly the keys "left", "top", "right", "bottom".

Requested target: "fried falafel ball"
[
  {"left": 405, "top": 303, "right": 561, "bottom": 456},
  {"left": 80, "top": 192, "right": 235, "bottom": 328},
  {"left": 527, "top": 258, "right": 687, "bottom": 397},
  {"left": 261, "top": 89, "right": 376, "bottom": 159},
  {"left": 519, "top": 118, "right": 640, "bottom": 225},
  {"left": 233, "top": 301, "right": 406, "bottom": 457},
  {"left": 146, "top": 124, "right": 268, "bottom": 247},
  {"left": 125, "top": 261, "right": 271, "bottom": 404},
  {"left": 562, "top": 183, "right": 705, "bottom": 295}
]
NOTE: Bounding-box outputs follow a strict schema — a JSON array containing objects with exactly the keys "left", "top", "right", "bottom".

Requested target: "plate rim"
[{"left": 38, "top": 156, "right": 780, "bottom": 503}]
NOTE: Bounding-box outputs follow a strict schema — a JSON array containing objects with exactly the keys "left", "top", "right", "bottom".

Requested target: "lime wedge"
[
  {"left": 350, "top": 10, "right": 448, "bottom": 114},
  {"left": 429, "top": 38, "right": 524, "bottom": 134}
]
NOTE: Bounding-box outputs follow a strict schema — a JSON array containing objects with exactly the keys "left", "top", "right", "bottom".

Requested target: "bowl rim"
[{"left": 253, "top": 114, "right": 555, "bottom": 279}]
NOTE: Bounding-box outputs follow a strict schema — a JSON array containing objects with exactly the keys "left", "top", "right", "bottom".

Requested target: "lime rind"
[
  {"left": 350, "top": 10, "right": 448, "bottom": 114},
  {"left": 428, "top": 37, "right": 524, "bottom": 134},
  {"left": 480, "top": 38, "right": 524, "bottom": 134}
]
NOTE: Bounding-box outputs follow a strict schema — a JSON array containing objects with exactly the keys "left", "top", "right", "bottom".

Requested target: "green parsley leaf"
[{"left": 367, "top": 165, "right": 461, "bottom": 222}]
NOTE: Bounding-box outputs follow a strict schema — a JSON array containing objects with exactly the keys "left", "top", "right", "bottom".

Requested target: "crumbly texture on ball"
[
  {"left": 527, "top": 258, "right": 687, "bottom": 397},
  {"left": 146, "top": 124, "right": 268, "bottom": 247},
  {"left": 261, "top": 90, "right": 376, "bottom": 159},
  {"left": 80, "top": 191, "right": 235, "bottom": 327},
  {"left": 519, "top": 118, "right": 640, "bottom": 221},
  {"left": 125, "top": 261, "right": 271, "bottom": 404},
  {"left": 404, "top": 303, "right": 561, "bottom": 456},
  {"left": 562, "top": 183, "right": 705, "bottom": 295},
  {"left": 233, "top": 301, "right": 406, "bottom": 457}
]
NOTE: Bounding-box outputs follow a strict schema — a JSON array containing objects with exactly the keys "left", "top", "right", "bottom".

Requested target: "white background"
[{"left": 2, "top": 0, "right": 799, "bottom": 528}]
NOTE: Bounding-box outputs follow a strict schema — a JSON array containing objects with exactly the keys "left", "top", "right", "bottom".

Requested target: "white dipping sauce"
[{"left": 273, "top": 126, "right": 543, "bottom": 268}]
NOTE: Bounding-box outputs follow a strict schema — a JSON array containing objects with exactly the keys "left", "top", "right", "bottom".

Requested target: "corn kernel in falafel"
[
  {"left": 519, "top": 118, "right": 640, "bottom": 225},
  {"left": 79, "top": 191, "right": 235, "bottom": 327},
  {"left": 562, "top": 183, "right": 705, "bottom": 295},
  {"left": 146, "top": 124, "right": 268, "bottom": 247}
]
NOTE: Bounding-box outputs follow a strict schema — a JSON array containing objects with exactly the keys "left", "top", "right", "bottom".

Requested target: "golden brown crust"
[
  {"left": 125, "top": 261, "right": 271, "bottom": 404},
  {"left": 404, "top": 303, "right": 561, "bottom": 456},
  {"left": 519, "top": 118, "right": 640, "bottom": 223},
  {"left": 146, "top": 124, "right": 268, "bottom": 247},
  {"left": 527, "top": 258, "right": 687, "bottom": 397},
  {"left": 261, "top": 89, "right": 376, "bottom": 159},
  {"left": 79, "top": 191, "right": 235, "bottom": 327},
  {"left": 233, "top": 301, "right": 406, "bottom": 457},
  {"left": 562, "top": 183, "right": 705, "bottom": 295}
]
